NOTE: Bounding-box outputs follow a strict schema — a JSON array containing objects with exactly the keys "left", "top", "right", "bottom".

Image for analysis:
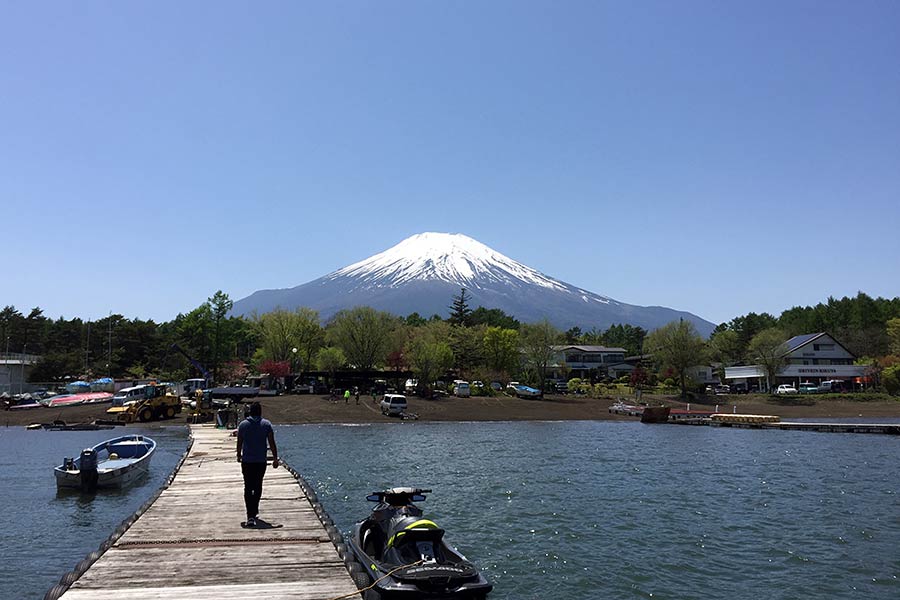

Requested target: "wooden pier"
[
  {"left": 58, "top": 425, "right": 360, "bottom": 599},
  {"left": 715, "top": 421, "right": 900, "bottom": 434}
]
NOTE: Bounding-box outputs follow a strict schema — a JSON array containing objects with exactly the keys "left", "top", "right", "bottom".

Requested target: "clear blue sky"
[{"left": 2, "top": 1, "right": 898, "bottom": 328}]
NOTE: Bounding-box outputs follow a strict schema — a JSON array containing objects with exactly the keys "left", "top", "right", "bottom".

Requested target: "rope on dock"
[{"left": 326, "top": 559, "right": 426, "bottom": 600}]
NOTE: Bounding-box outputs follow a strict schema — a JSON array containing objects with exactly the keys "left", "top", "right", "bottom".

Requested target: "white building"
[
  {"left": 0, "top": 352, "right": 41, "bottom": 395},
  {"left": 548, "top": 345, "right": 628, "bottom": 380},
  {"left": 724, "top": 332, "right": 865, "bottom": 391},
  {"left": 686, "top": 365, "right": 719, "bottom": 386}
]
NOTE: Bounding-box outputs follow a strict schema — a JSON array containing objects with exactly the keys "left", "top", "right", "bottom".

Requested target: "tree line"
[
  {"left": 649, "top": 292, "right": 900, "bottom": 397},
  {"left": 1, "top": 289, "right": 565, "bottom": 393},
  {"left": 4, "top": 289, "right": 899, "bottom": 396}
]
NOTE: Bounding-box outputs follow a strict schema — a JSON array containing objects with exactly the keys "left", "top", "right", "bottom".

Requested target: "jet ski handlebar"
[{"left": 367, "top": 487, "right": 432, "bottom": 504}]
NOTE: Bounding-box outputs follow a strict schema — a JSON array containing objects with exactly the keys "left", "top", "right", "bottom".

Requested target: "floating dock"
[
  {"left": 711, "top": 420, "right": 900, "bottom": 434},
  {"left": 53, "top": 425, "right": 360, "bottom": 599}
]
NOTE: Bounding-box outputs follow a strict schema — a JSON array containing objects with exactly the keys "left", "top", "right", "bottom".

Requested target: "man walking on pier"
[{"left": 236, "top": 402, "right": 279, "bottom": 528}]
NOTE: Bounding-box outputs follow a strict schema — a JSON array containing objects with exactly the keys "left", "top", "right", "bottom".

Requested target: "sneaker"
[{"left": 245, "top": 517, "right": 257, "bottom": 528}]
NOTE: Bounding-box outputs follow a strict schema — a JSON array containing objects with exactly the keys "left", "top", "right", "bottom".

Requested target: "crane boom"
[{"left": 171, "top": 343, "right": 211, "bottom": 380}]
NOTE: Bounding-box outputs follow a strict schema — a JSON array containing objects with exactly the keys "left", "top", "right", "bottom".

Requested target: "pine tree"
[{"left": 448, "top": 288, "right": 473, "bottom": 327}]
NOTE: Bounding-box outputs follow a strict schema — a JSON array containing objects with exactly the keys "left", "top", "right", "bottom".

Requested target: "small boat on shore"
[
  {"left": 65, "top": 381, "right": 92, "bottom": 394},
  {"left": 8, "top": 395, "right": 43, "bottom": 410},
  {"left": 640, "top": 405, "right": 671, "bottom": 423},
  {"left": 55, "top": 435, "right": 156, "bottom": 491},
  {"left": 608, "top": 401, "right": 644, "bottom": 416},
  {"left": 47, "top": 392, "right": 114, "bottom": 408}
]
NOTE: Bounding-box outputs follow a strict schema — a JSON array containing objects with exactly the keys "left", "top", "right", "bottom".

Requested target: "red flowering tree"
[
  {"left": 259, "top": 360, "right": 291, "bottom": 378},
  {"left": 629, "top": 364, "right": 649, "bottom": 389},
  {"left": 219, "top": 360, "right": 249, "bottom": 384}
]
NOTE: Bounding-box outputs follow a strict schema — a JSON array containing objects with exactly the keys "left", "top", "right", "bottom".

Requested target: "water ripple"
[{"left": 270, "top": 422, "right": 900, "bottom": 599}]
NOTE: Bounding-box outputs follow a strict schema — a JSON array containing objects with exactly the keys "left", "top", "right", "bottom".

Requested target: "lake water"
[
  {"left": 0, "top": 425, "right": 188, "bottom": 600},
  {"left": 3, "top": 421, "right": 899, "bottom": 599}
]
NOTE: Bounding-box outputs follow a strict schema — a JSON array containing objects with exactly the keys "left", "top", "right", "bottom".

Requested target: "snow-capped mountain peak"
[
  {"left": 329, "top": 232, "right": 569, "bottom": 291},
  {"left": 231, "top": 231, "right": 715, "bottom": 336}
]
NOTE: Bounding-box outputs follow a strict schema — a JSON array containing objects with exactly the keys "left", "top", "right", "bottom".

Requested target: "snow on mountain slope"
[
  {"left": 231, "top": 232, "right": 715, "bottom": 335},
  {"left": 329, "top": 232, "right": 572, "bottom": 292}
]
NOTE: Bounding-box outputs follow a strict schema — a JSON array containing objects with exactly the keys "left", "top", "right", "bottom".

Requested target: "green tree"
[
  {"left": 327, "top": 307, "right": 397, "bottom": 370},
  {"left": 448, "top": 288, "right": 473, "bottom": 327},
  {"left": 314, "top": 346, "right": 346, "bottom": 386},
  {"left": 887, "top": 318, "right": 900, "bottom": 355},
  {"left": 720, "top": 312, "right": 778, "bottom": 357},
  {"left": 883, "top": 365, "right": 900, "bottom": 395},
  {"left": 520, "top": 320, "right": 560, "bottom": 392},
  {"left": 746, "top": 328, "right": 790, "bottom": 393},
  {"left": 404, "top": 312, "right": 427, "bottom": 327},
  {"left": 294, "top": 308, "right": 324, "bottom": 374},
  {"left": 0, "top": 306, "right": 23, "bottom": 352},
  {"left": 255, "top": 309, "right": 297, "bottom": 363},
  {"left": 709, "top": 329, "right": 741, "bottom": 366},
  {"left": 450, "top": 324, "right": 485, "bottom": 376},
  {"left": 407, "top": 324, "right": 454, "bottom": 398},
  {"left": 470, "top": 307, "right": 520, "bottom": 330},
  {"left": 564, "top": 327, "right": 583, "bottom": 344},
  {"left": 174, "top": 303, "right": 215, "bottom": 377},
  {"left": 483, "top": 326, "right": 520, "bottom": 375},
  {"left": 208, "top": 291, "right": 233, "bottom": 382},
  {"left": 600, "top": 324, "right": 647, "bottom": 357},
  {"left": 644, "top": 320, "right": 707, "bottom": 398}
]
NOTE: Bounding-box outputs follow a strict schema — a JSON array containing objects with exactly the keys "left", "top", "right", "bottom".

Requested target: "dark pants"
[{"left": 241, "top": 462, "right": 267, "bottom": 520}]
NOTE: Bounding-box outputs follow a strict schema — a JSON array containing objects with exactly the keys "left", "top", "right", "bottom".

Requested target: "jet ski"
[{"left": 348, "top": 487, "right": 492, "bottom": 600}]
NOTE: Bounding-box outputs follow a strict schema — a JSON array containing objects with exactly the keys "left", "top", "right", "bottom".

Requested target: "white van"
[
  {"left": 380, "top": 394, "right": 408, "bottom": 416},
  {"left": 453, "top": 380, "right": 471, "bottom": 397},
  {"left": 111, "top": 385, "right": 150, "bottom": 407}
]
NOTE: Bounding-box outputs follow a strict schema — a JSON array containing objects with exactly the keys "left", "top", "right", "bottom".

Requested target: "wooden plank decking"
[{"left": 60, "top": 425, "right": 360, "bottom": 599}]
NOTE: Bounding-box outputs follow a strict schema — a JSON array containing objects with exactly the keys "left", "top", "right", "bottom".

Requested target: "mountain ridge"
[{"left": 232, "top": 232, "right": 715, "bottom": 336}]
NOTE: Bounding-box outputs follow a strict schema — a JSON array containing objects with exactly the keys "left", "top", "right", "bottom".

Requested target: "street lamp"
[
  {"left": 21, "top": 343, "right": 26, "bottom": 394},
  {"left": 291, "top": 348, "right": 298, "bottom": 393}
]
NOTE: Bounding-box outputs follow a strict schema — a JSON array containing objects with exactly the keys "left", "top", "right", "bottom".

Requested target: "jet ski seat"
[{"left": 385, "top": 525, "right": 447, "bottom": 564}]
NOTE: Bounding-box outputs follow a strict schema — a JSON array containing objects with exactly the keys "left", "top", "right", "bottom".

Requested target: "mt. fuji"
[{"left": 231, "top": 233, "right": 715, "bottom": 336}]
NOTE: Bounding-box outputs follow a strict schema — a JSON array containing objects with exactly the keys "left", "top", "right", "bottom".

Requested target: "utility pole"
[
  {"left": 3, "top": 336, "right": 8, "bottom": 395},
  {"left": 85, "top": 320, "right": 91, "bottom": 375},
  {"left": 21, "top": 342, "right": 26, "bottom": 394},
  {"left": 108, "top": 312, "right": 112, "bottom": 377}
]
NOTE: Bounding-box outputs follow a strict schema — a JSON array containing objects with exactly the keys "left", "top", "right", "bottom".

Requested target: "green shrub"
[{"left": 883, "top": 365, "right": 900, "bottom": 396}]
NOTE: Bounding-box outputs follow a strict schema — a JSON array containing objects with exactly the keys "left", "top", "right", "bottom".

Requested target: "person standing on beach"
[
  {"left": 344, "top": 389, "right": 351, "bottom": 404},
  {"left": 236, "top": 402, "right": 279, "bottom": 528},
  {"left": 354, "top": 387, "right": 360, "bottom": 405}
]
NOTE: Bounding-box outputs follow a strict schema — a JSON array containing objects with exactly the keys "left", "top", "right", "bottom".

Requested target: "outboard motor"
[{"left": 79, "top": 448, "right": 99, "bottom": 492}]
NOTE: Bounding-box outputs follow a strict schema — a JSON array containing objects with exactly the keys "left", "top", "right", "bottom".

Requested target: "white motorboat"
[{"left": 55, "top": 435, "right": 156, "bottom": 492}]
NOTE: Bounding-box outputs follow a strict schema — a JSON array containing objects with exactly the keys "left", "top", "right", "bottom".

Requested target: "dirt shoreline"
[{"left": 5, "top": 393, "right": 900, "bottom": 429}]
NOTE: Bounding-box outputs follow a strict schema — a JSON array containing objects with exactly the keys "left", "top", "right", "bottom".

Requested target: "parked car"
[
  {"left": 512, "top": 384, "right": 542, "bottom": 399},
  {"left": 714, "top": 384, "right": 730, "bottom": 395},
  {"left": 490, "top": 381, "right": 503, "bottom": 391},
  {"left": 404, "top": 379, "right": 418, "bottom": 394},
  {"left": 452, "top": 380, "right": 471, "bottom": 397},
  {"left": 798, "top": 382, "right": 818, "bottom": 394},
  {"left": 818, "top": 380, "right": 847, "bottom": 393},
  {"left": 775, "top": 384, "right": 798, "bottom": 395},
  {"left": 380, "top": 394, "right": 408, "bottom": 416}
]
